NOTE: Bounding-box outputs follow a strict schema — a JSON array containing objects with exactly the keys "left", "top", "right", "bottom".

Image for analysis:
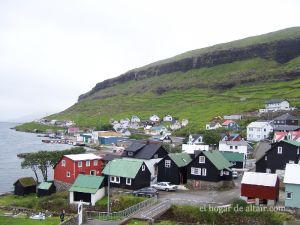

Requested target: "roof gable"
[
  {"left": 242, "top": 172, "right": 278, "bottom": 187},
  {"left": 168, "top": 153, "right": 192, "bottom": 167},
  {"left": 102, "top": 158, "right": 144, "bottom": 178},
  {"left": 201, "top": 151, "right": 232, "bottom": 170},
  {"left": 69, "top": 174, "right": 104, "bottom": 194}
]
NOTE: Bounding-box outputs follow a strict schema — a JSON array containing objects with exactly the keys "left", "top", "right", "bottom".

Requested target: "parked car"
[
  {"left": 151, "top": 182, "right": 178, "bottom": 191},
  {"left": 232, "top": 171, "right": 238, "bottom": 179},
  {"left": 132, "top": 187, "right": 159, "bottom": 197}
]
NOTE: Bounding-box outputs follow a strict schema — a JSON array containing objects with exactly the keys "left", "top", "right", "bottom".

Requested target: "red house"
[
  {"left": 54, "top": 153, "right": 104, "bottom": 184},
  {"left": 241, "top": 172, "right": 279, "bottom": 205}
]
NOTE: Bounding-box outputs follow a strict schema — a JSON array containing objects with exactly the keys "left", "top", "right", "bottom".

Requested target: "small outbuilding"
[
  {"left": 14, "top": 177, "right": 37, "bottom": 196},
  {"left": 37, "top": 182, "right": 56, "bottom": 197},
  {"left": 241, "top": 172, "right": 279, "bottom": 205},
  {"left": 69, "top": 174, "right": 105, "bottom": 206}
]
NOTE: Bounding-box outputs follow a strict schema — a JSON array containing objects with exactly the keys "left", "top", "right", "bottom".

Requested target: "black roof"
[
  {"left": 266, "top": 99, "right": 287, "bottom": 104},
  {"left": 273, "top": 113, "right": 298, "bottom": 121},
  {"left": 123, "top": 142, "right": 165, "bottom": 160},
  {"left": 273, "top": 125, "right": 300, "bottom": 131},
  {"left": 103, "top": 154, "right": 122, "bottom": 162}
]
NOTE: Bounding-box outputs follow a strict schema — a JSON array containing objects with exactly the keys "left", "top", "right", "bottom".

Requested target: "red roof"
[
  {"left": 274, "top": 132, "right": 287, "bottom": 142},
  {"left": 222, "top": 120, "right": 235, "bottom": 126}
]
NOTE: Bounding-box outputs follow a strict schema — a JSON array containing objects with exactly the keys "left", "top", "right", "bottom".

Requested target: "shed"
[
  {"left": 241, "top": 172, "right": 279, "bottom": 205},
  {"left": 69, "top": 174, "right": 105, "bottom": 206},
  {"left": 284, "top": 164, "right": 300, "bottom": 209},
  {"left": 37, "top": 182, "right": 56, "bottom": 197},
  {"left": 14, "top": 177, "right": 37, "bottom": 196}
]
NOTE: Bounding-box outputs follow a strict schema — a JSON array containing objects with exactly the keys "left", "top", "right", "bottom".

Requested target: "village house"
[
  {"left": 37, "top": 182, "right": 56, "bottom": 197},
  {"left": 163, "top": 115, "right": 173, "bottom": 122},
  {"left": 273, "top": 113, "right": 299, "bottom": 127},
  {"left": 182, "top": 134, "right": 209, "bottom": 154},
  {"left": 221, "top": 133, "right": 243, "bottom": 141},
  {"left": 284, "top": 163, "right": 300, "bottom": 209},
  {"left": 187, "top": 134, "right": 204, "bottom": 145},
  {"left": 259, "top": 99, "right": 292, "bottom": 113},
  {"left": 54, "top": 153, "right": 104, "bottom": 190},
  {"left": 181, "top": 119, "right": 189, "bottom": 127},
  {"left": 14, "top": 177, "right": 37, "bottom": 196},
  {"left": 92, "top": 131, "right": 124, "bottom": 145},
  {"left": 170, "top": 121, "right": 181, "bottom": 130},
  {"left": 222, "top": 120, "right": 239, "bottom": 130},
  {"left": 220, "top": 151, "right": 245, "bottom": 169},
  {"left": 131, "top": 115, "right": 141, "bottom": 123},
  {"left": 102, "top": 158, "right": 151, "bottom": 190},
  {"left": 241, "top": 172, "right": 279, "bottom": 205},
  {"left": 69, "top": 174, "right": 105, "bottom": 206},
  {"left": 256, "top": 140, "right": 300, "bottom": 174},
  {"left": 149, "top": 114, "right": 160, "bottom": 122},
  {"left": 145, "top": 125, "right": 169, "bottom": 136},
  {"left": 67, "top": 127, "right": 80, "bottom": 135},
  {"left": 187, "top": 150, "right": 233, "bottom": 190},
  {"left": 247, "top": 121, "right": 273, "bottom": 142},
  {"left": 157, "top": 153, "right": 192, "bottom": 185},
  {"left": 205, "top": 122, "right": 222, "bottom": 130},
  {"left": 122, "top": 141, "right": 168, "bottom": 178},
  {"left": 273, "top": 125, "right": 300, "bottom": 132},
  {"left": 218, "top": 140, "right": 249, "bottom": 158}
]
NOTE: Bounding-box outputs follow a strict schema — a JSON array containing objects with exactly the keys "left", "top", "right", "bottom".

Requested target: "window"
[
  {"left": 264, "top": 128, "right": 266, "bottom": 132},
  {"left": 66, "top": 171, "right": 70, "bottom": 177},
  {"left": 78, "top": 161, "right": 82, "bottom": 167},
  {"left": 199, "top": 156, "right": 205, "bottom": 163},
  {"left": 202, "top": 168, "right": 207, "bottom": 176},
  {"left": 297, "top": 148, "right": 300, "bottom": 155},
  {"left": 287, "top": 192, "right": 293, "bottom": 199},
  {"left": 153, "top": 154, "right": 158, "bottom": 159},
  {"left": 142, "top": 165, "right": 145, "bottom": 171},
  {"left": 86, "top": 160, "right": 90, "bottom": 167},
  {"left": 230, "top": 146, "right": 233, "bottom": 149},
  {"left": 191, "top": 167, "right": 201, "bottom": 175},
  {"left": 220, "top": 170, "right": 223, "bottom": 176},
  {"left": 266, "top": 168, "right": 271, "bottom": 173},
  {"left": 165, "top": 160, "right": 171, "bottom": 168},
  {"left": 126, "top": 178, "right": 132, "bottom": 185},
  {"left": 90, "top": 170, "right": 96, "bottom": 175},
  {"left": 94, "top": 160, "right": 98, "bottom": 166},
  {"left": 224, "top": 171, "right": 229, "bottom": 175},
  {"left": 265, "top": 156, "right": 267, "bottom": 160},
  {"left": 128, "top": 152, "right": 133, "bottom": 156},
  {"left": 278, "top": 147, "right": 283, "bottom": 154},
  {"left": 62, "top": 160, "right": 66, "bottom": 167},
  {"left": 235, "top": 146, "right": 238, "bottom": 150},
  {"left": 249, "top": 128, "right": 253, "bottom": 131},
  {"left": 110, "top": 176, "right": 120, "bottom": 183}
]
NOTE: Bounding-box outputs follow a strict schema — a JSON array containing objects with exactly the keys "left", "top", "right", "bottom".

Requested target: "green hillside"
[{"left": 26, "top": 27, "right": 300, "bottom": 133}]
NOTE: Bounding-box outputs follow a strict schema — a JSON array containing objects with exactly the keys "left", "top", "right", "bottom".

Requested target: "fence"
[{"left": 86, "top": 197, "right": 158, "bottom": 221}]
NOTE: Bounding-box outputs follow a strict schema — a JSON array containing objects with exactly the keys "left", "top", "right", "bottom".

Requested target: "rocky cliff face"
[{"left": 79, "top": 38, "right": 300, "bottom": 101}]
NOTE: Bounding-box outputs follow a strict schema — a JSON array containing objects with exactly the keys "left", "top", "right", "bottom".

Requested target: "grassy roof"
[{"left": 16, "top": 177, "right": 36, "bottom": 187}]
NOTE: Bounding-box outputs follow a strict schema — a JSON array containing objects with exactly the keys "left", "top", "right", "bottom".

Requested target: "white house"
[
  {"left": 260, "top": 99, "right": 292, "bottom": 113},
  {"left": 205, "top": 122, "right": 222, "bottom": 130},
  {"left": 182, "top": 119, "right": 189, "bottom": 127},
  {"left": 182, "top": 144, "right": 209, "bottom": 154},
  {"left": 218, "top": 140, "right": 248, "bottom": 158},
  {"left": 145, "top": 125, "right": 168, "bottom": 136},
  {"left": 187, "top": 134, "right": 204, "bottom": 145},
  {"left": 170, "top": 121, "right": 181, "bottom": 130},
  {"left": 131, "top": 115, "right": 141, "bottom": 123},
  {"left": 149, "top": 115, "right": 160, "bottom": 122},
  {"left": 247, "top": 121, "right": 273, "bottom": 142},
  {"left": 163, "top": 115, "right": 173, "bottom": 122}
]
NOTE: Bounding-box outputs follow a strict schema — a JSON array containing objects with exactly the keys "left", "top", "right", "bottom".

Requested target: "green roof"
[
  {"left": 38, "top": 182, "right": 53, "bottom": 190},
  {"left": 202, "top": 151, "right": 233, "bottom": 170},
  {"left": 169, "top": 153, "right": 192, "bottom": 167},
  {"left": 283, "top": 140, "right": 300, "bottom": 147},
  {"left": 16, "top": 177, "right": 36, "bottom": 187},
  {"left": 220, "top": 151, "right": 244, "bottom": 162},
  {"left": 69, "top": 174, "right": 104, "bottom": 194},
  {"left": 102, "top": 158, "right": 144, "bottom": 178}
]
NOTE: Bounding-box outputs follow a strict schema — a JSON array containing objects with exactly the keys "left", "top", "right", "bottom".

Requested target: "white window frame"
[
  {"left": 66, "top": 171, "right": 70, "bottom": 177},
  {"left": 191, "top": 167, "right": 201, "bottom": 175},
  {"left": 165, "top": 160, "right": 171, "bottom": 168},
  {"left": 110, "top": 176, "right": 120, "bottom": 183},
  {"left": 278, "top": 147, "right": 283, "bottom": 154},
  {"left": 297, "top": 148, "right": 300, "bottom": 155},
  {"left": 62, "top": 160, "right": 66, "bottom": 167},
  {"left": 202, "top": 168, "right": 207, "bottom": 176},
  {"left": 286, "top": 192, "right": 293, "bottom": 199},
  {"left": 94, "top": 160, "right": 98, "bottom": 166},
  {"left": 220, "top": 170, "right": 223, "bottom": 176},
  {"left": 265, "top": 155, "right": 267, "bottom": 160},
  {"left": 142, "top": 165, "right": 145, "bottom": 171},
  {"left": 86, "top": 160, "right": 90, "bottom": 167},
  {"left": 78, "top": 161, "right": 82, "bottom": 168},
  {"left": 126, "top": 178, "right": 132, "bottom": 185},
  {"left": 199, "top": 156, "right": 205, "bottom": 164}
]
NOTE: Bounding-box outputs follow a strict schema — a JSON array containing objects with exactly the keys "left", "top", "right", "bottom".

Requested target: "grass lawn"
[
  {"left": 0, "top": 194, "right": 39, "bottom": 209},
  {"left": 0, "top": 216, "right": 61, "bottom": 225}
]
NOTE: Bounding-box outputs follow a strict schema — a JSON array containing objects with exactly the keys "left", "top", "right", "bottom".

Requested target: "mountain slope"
[{"left": 51, "top": 27, "right": 300, "bottom": 132}]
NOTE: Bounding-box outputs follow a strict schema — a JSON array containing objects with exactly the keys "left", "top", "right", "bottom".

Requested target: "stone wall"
[
  {"left": 54, "top": 180, "right": 72, "bottom": 192},
  {"left": 187, "top": 179, "right": 234, "bottom": 190}
]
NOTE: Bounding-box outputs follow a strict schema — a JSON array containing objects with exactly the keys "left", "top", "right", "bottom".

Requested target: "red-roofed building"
[
  {"left": 222, "top": 120, "right": 239, "bottom": 130},
  {"left": 273, "top": 131, "right": 300, "bottom": 142}
]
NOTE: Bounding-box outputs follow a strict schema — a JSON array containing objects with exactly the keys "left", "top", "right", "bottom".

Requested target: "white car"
[{"left": 151, "top": 182, "right": 178, "bottom": 191}]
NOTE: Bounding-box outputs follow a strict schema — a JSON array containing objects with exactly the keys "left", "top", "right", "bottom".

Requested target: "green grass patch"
[
  {"left": 0, "top": 216, "right": 61, "bottom": 225},
  {"left": 15, "top": 122, "right": 64, "bottom": 133}
]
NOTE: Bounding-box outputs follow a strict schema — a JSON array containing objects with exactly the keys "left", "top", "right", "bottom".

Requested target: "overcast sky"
[{"left": 1, "top": 0, "right": 300, "bottom": 122}]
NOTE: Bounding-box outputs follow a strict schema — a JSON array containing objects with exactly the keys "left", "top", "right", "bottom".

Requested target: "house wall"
[
  {"left": 256, "top": 142, "right": 300, "bottom": 173},
  {"left": 218, "top": 143, "right": 247, "bottom": 156},
  {"left": 241, "top": 182, "right": 279, "bottom": 201},
  {"left": 14, "top": 182, "right": 36, "bottom": 196},
  {"left": 285, "top": 183, "right": 300, "bottom": 208},
  {"left": 247, "top": 124, "right": 273, "bottom": 141},
  {"left": 91, "top": 188, "right": 105, "bottom": 206},
  {"left": 54, "top": 156, "right": 104, "bottom": 184},
  {"left": 157, "top": 156, "right": 182, "bottom": 185},
  {"left": 144, "top": 158, "right": 162, "bottom": 178}
]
